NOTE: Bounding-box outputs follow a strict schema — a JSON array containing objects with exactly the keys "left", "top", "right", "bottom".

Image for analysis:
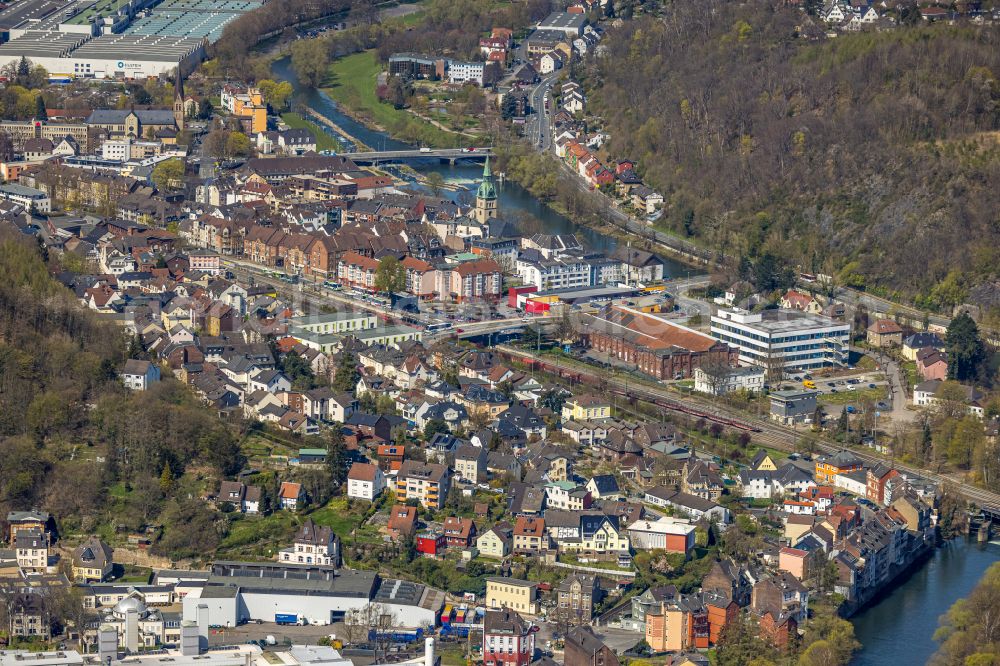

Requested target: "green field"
[
  {"left": 819, "top": 386, "right": 888, "bottom": 405},
  {"left": 280, "top": 112, "right": 340, "bottom": 152},
  {"left": 322, "top": 50, "right": 462, "bottom": 148},
  {"left": 309, "top": 496, "right": 383, "bottom": 544}
]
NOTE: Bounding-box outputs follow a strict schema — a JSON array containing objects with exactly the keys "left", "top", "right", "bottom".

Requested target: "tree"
[
  {"left": 333, "top": 352, "right": 359, "bottom": 392},
  {"left": 933, "top": 563, "right": 1000, "bottom": 665},
  {"left": 374, "top": 255, "right": 405, "bottom": 293},
  {"left": 426, "top": 171, "right": 446, "bottom": 197},
  {"left": 423, "top": 418, "right": 450, "bottom": 440},
  {"left": 291, "top": 39, "right": 330, "bottom": 88},
  {"left": 327, "top": 426, "right": 348, "bottom": 487},
  {"left": 34, "top": 93, "right": 45, "bottom": 120},
  {"left": 258, "top": 79, "right": 294, "bottom": 111},
  {"left": 0, "top": 132, "right": 13, "bottom": 162},
  {"left": 159, "top": 464, "right": 175, "bottom": 495},
  {"left": 151, "top": 158, "right": 185, "bottom": 191},
  {"left": 945, "top": 311, "right": 987, "bottom": 384},
  {"left": 204, "top": 128, "right": 230, "bottom": 159},
  {"left": 226, "top": 131, "right": 251, "bottom": 157},
  {"left": 198, "top": 97, "right": 214, "bottom": 120}
]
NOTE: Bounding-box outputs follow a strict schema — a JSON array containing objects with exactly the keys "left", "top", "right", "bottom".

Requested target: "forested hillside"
[
  {"left": 0, "top": 231, "right": 241, "bottom": 550},
  {"left": 589, "top": 1, "right": 1000, "bottom": 312},
  {"left": 932, "top": 560, "right": 1000, "bottom": 664}
]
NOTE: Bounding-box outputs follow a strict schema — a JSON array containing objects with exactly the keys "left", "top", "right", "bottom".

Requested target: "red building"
[
  {"left": 483, "top": 608, "right": 535, "bottom": 666},
  {"left": 416, "top": 531, "right": 447, "bottom": 556}
]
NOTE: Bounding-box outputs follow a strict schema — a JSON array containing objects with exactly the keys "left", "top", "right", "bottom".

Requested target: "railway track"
[{"left": 497, "top": 345, "right": 1000, "bottom": 509}]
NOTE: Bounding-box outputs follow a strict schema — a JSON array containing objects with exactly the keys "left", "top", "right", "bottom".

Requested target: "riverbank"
[
  {"left": 321, "top": 51, "right": 466, "bottom": 149},
  {"left": 850, "top": 538, "right": 999, "bottom": 665}
]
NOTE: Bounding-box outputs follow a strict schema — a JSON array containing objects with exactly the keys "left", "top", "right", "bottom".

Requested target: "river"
[
  {"left": 850, "top": 538, "right": 999, "bottom": 665},
  {"left": 271, "top": 56, "right": 695, "bottom": 275}
]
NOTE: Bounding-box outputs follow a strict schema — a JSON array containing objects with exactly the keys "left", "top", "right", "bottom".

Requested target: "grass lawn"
[
  {"left": 322, "top": 51, "right": 462, "bottom": 148},
  {"left": 309, "top": 497, "right": 382, "bottom": 544},
  {"left": 280, "top": 112, "right": 340, "bottom": 152},
  {"left": 217, "top": 512, "right": 298, "bottom": 559},
  {"left": 819, "top": 386, "right": 887, "bottom": 405}
]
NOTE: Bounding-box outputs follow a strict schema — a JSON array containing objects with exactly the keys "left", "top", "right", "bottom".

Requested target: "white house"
[
  {"left": 248, "top": 369, "right": 292, "bottom": 394},
  {"left": 121, "top": 359, "right": 160, "bottom": 391},
  {"left": 346, "top": 463, "right": 386, "bottom": 501},
  {"left": 278, "top": 519, "right": 339, "bottom": 566},
  {"left": 694, "top": 365, "right": 766, "bottom": 396}
]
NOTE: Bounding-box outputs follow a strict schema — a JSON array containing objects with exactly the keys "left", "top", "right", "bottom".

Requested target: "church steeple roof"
[{"left": 476, "top": 155, "right": 497, "bottom": 201}]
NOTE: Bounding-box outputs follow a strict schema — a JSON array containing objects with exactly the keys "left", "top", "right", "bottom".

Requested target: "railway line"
[{"left": 496, "top": 345, "right": 1000, "bottom": 510}]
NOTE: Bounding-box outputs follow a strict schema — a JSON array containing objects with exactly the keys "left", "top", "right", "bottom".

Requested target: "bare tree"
[
  {"left": 698, "top": 356, "right": 735, "bottom": 396},
  {"left": 344, "top": 602, "right": 398, "bottom": 660}
]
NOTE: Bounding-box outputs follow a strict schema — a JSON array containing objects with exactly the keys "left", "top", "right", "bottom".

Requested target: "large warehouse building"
[
  {"left": 180, "top": 562, "right": 443, "bottom": 628},
  {"left": 0, "top": 30, "right": 204, "bottom": 78}
]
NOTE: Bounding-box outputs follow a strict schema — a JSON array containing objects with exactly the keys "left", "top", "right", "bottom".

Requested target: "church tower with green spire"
[{"left": 473, "top": 155, "right": 498, "bottom": 224}]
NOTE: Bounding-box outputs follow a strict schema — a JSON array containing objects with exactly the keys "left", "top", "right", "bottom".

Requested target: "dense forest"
[
  {"left": 932, "top": 560, "right": 1000, "bottom": 665},
  {"left": 0, "top": 231, "right": 242, "bottom": 553},
  {"left": 589, "top": 1, "right": 1000, "bottom": 312}
]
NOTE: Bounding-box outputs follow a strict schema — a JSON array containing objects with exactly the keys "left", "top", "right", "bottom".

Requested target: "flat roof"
[
  {"left": 0, "top": 30, "right": 88, "bottom": 58},
  {"left": 0, "top": 0, "right": 68, "bottom": 30},
  {"left": 713, "top": 308, "right": 849, "bottom": 335},
  {"left": 290, "top": 311, "right": 375, "bottom": 325},
  {"left": 70, "top": 34, "right": 204, "bottom": 61},
  {"left": 538, "top": 11, "right": 586, "bottom": 29}
]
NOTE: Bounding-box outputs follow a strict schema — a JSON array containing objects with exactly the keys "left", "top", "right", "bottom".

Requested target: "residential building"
[
  {"left": 442, "top": 516, "right": 478, "bottom": 548},
  {"left": 564, "top": 626, "right": 619, "bottom": 666},
  {"left": 902, "top": 332, "right": 945, "bottom": 361},
  {"left": 455, "top": 444, "right": 488, "bottom": 484},
  {"left": 278, "top": 519, "right": 339, "bottom": 566},
  {"left": 15, "top": 528, "right": 49, "bottom": 572},
  {"left": 387, "top": 504, "right": 418, "bottom": 540},
  {"left": 867, "top": 319, "right": 903, "bottom": 347},
  {"left": 486, "top": 578, "right": 538, "bottom": 615},
  {"left": 72, "top": 536, "right": 113, "bottom": 582},
  {"left": 557, "top": 574, "right": 602, "bottom": 625},
  {"left": 693, "top": 365, "right": 766, "bottom": 396},
  {"left": 477, "top": 523, "right": 513, "bottom": 559},
  {"left": 513, "top": 516, "right": 548, "bottom": 554},
  {"left": 278, "top": 481, "right": 305, "bottom": 510},
  {"left": 711, "top": 308, "right": 850, "bottom": 373},
  {"left": 121, "top": 359, "right": 161, "bottom": 391},
  {"left": 815, "top": 451, "right": 864, "bottom": 484},
  {"left": 396, "top": 460, "right": 450, "bottom": 509},
  {"left": 483, "top": 609, "right": 535, "bottom": 666},
  {"left": 562, "top": 395, "right": 611, "bottom": 421},
  {"left": 346, "top": 462, "right": 386, "bottom": 501}
]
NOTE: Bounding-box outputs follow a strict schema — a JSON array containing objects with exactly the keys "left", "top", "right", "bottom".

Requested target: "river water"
[
  {"left": 850, "top": 538, "right": 999, "bottom": 665},
  {"left": 271, "top": 57, "right": 698, "bottom": 272},
  {"left": 270, "top": 55, "right": 1000, "bottom": 663}
]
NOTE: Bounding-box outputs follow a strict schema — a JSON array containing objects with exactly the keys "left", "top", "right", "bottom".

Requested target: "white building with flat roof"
[{"left": 710, "top": 307, "right": 850, "bottom": 373}]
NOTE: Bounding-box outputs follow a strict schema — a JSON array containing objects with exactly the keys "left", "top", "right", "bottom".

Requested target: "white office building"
[
  {"left": 710, "top": 308, "right": 850, "bottom": 373},
  {"left": 448, "top": 61, "right": 486, "bottom": 85},
  {"left": 516, "top": 257, "right": 592, "bottom": 291}
]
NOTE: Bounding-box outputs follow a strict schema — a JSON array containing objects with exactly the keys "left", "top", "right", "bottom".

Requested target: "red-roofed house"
[
  {"left": 278, "top": 481, "right": 305, "bottom": 510},
  {"left": 338, "top": 251, "right": 379, "bottom": 291},
  {"left": 388, "top": 504, "right": 417, "bottom": 540},
  {"left": 779, "top": 290, "right": 821, "bottom": 314},
  {"left": 867, "top": 319, "right": 903, "bottom": 348},
  {"left": 347, "top": 462, "right": 386, "bottom": 501},
  {"left": 443, "top": 516, "right": 478, "bottom": 548},
  {"left": 402, "top": 256, "right": 437, "bottom": 298}
]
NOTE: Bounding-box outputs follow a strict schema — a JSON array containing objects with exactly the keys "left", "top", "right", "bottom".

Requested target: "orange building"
[
  {"left": 703, "top": 592, "right": 739, "bottom": 645},
  {"left": 815, "top": 450, "right": 863, "bottom": 484},
  {"left": 645, "top": 598, "right": 710, "bottom": 652}
]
